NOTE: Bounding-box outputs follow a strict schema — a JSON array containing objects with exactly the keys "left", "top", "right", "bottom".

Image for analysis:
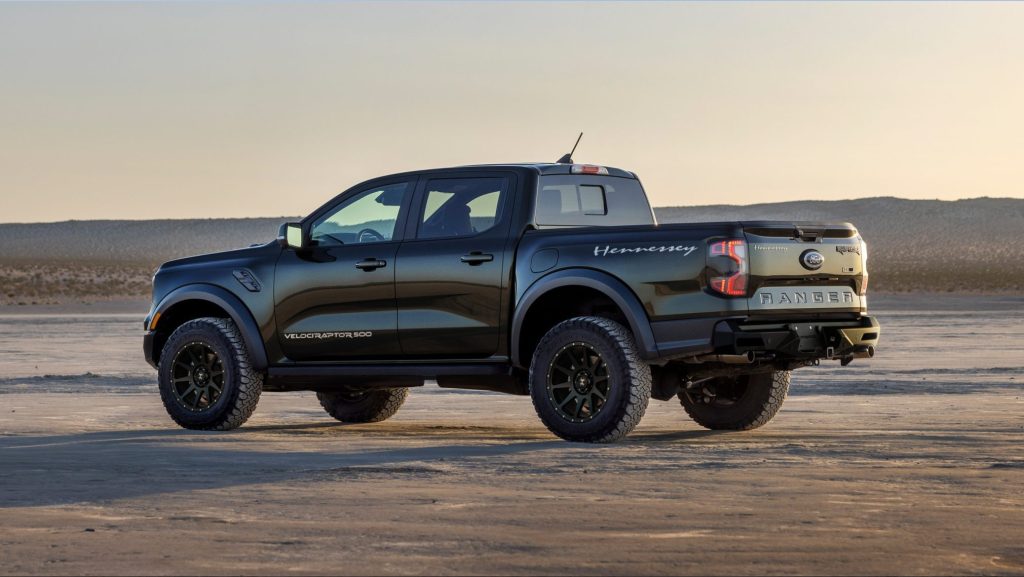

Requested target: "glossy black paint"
[
  {"left": 144, "top": 243, "right": 281, "bottom": 369},
  {"left": 275, "top": 241, "right": 403, "bottom": 361},
  {"left": 144, "top": 162, "right": 875, "bottom": 392},
  {"left": 395, "top": 171, "right": 518, "bottom": 358}
]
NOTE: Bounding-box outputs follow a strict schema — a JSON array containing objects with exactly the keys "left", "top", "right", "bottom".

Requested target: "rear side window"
[
  {"left": 417, "top": 177, "right": 508, "bottom": 239},
  {"left": 535, "top": 176, "right": 654, "bottom": 227}
]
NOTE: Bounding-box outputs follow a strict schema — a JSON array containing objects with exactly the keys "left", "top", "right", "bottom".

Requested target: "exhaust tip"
[{"left": 851, "top": 345, "right": 875, "bottom": 359}]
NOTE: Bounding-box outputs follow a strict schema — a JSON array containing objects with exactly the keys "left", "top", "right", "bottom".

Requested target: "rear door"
[
  {"left": 394, "top": 173, "right": 515, "bottom": 358},
  {"left": 742, "top": 222, "right": 867, "bottom": 315}
]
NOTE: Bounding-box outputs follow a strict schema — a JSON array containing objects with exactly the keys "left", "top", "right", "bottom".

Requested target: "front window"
[{"left": 310, "top": 182, "right": 409, "bottom": 246}]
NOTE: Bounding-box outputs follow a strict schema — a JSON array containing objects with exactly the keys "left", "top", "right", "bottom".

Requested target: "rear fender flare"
[
  {"left": 151, "top": 284, "right": 268, "bottom": 370},
  {"left": 511, "top": 269, "right": 657, "bottom": 367}
]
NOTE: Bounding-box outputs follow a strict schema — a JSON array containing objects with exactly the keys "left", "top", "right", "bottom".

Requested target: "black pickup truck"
[{"left": 144, "top": 162, "right": 879, "bottom": 442}]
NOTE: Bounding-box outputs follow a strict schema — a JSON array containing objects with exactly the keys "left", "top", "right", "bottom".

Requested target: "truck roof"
[
  {"left": 458, "top": 163, "right": 636, "bottom": 178},
  {"left": 383, "top": 163, "right": 637, "bottom": 180}
]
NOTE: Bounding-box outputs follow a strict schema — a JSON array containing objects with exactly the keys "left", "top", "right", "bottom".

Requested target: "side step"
[{"left": 265, "top": 363, "right": 526, "bottom": 395}]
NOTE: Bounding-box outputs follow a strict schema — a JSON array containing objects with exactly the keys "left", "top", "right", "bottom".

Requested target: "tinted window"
[
  {"left": 417, "top": 177, "right": 507, "bottom": 239},
  {"left": 310, "top": 182, "right": 409, "bottom": 246},
  {"left": 535, "top": 176, "right": 654, "bottom": 227},
  {"left": 579, "top": 185, "right": 607, "bottom": 215}
]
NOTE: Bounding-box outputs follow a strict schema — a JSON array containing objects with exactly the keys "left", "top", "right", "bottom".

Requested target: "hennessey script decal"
[{"left": 593, "top": 245, "right": 698, "bottom": 257}]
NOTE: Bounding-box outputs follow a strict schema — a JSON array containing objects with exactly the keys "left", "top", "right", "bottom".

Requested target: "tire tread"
[
  {"left": 317, "top": 388, "right": 409, "bottom": 423},
  {"left": 158, "top": 317, "right": 263, "bottom": 431},
  {"left": 529, "top": 316, "right": 651, "bottom": 443},
  {"left": 679, "top": 370, "right": 789, "bottom": 431}
]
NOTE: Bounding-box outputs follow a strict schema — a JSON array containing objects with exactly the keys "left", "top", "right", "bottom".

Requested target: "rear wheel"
[
  {"left": 317, "top": 387, "right": 408, "bottom": 423},
  {"left": 529, "top": 316, "right": 651, "bottom": 443},
  {"left": 678, "top": 370, "right": 790, "bottom": 430}
]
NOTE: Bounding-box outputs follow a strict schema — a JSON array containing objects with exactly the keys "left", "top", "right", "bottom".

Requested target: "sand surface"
[{"left": 0, "top": 295, "right": 1022, "bottom": 575}]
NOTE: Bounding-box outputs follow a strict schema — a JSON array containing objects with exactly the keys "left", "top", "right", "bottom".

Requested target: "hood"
[
  {"left": 150, "top": 242, "right": 282, "bottom": 309},
  {"left": 158, "top": 242, "right": 279, "bottom": 272}
]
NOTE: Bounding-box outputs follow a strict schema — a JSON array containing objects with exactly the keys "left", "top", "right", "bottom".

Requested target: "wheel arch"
[
  {"left": 511, "top": 269, "right": 658, "bottom": 368},
  {"left": 149, "top": 284, "right": 268, "bottom": 371}
]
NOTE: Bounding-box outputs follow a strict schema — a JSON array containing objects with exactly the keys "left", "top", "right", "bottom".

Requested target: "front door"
[
  {"left": 395, "top": 174, "right": 513, "bottom": 358},
  {"left": 275, "top": 181, "right": 412, "bottom": 362}
]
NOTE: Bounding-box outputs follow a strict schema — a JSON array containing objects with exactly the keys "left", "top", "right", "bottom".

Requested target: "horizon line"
[{"left": 0, "top": 195, "right": 1020, "bottom": 226}]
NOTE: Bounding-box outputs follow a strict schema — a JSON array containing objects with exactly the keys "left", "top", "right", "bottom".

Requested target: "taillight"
[
  {"left": 860, "top": 240, "right": 869, "bottom": 295},
  {"left": 708, "top": 239, "right": 748, "bottom": 297}
]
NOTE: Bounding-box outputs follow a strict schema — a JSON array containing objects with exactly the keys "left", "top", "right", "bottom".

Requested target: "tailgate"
[{"left": 741, "top": 221, "right": 867, "bottom": 314}]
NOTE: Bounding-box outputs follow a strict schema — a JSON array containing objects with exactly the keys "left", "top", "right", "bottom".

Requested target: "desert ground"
[{"left": 0, "top": 295, "right": 1022, "bottom": 575}]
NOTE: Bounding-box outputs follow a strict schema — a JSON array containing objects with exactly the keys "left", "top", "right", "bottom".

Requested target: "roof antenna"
[{"left": 556, "top": 132, "right": 583, "bottom": 164}]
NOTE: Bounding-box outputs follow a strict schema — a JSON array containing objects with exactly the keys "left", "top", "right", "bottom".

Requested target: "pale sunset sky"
[{"left": 1, "top": 1, "right": 1022, "bottom": 223}]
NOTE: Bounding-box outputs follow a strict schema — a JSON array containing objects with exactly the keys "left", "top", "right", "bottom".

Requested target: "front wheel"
[
  {"left": 529, "top": 316, "right": 651, "bottom": 443},
  {"left": 678, "top": 370, "right": 790, "bottom": 430},
  {"left": 158, "top": 317, "right": 263, "bottom": 431}
]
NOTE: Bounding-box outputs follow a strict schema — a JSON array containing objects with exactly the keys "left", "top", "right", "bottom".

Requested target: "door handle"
[
  {"left": 355, "top": 258, "right": 387, "bottom": 271},
  {"left": 460, "top": 252, "right": 494, "bottom": 266}
]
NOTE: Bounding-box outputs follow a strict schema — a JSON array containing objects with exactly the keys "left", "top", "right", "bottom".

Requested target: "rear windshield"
[{"left": 535, "top": 175, "right": 655, "bottom": 228}]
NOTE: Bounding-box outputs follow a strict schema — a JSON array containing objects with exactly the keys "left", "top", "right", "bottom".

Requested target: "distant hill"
[
  {"left": 1, "top": 197, "right": 1022, "bottom": 303},
  {"left": 0, "top": 217, "right": 296, "bottom": 266}
]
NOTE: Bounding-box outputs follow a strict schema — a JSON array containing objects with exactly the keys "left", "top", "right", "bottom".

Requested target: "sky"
[{"left": 1, "top": 1, "right": 1022, "bottom": 223}]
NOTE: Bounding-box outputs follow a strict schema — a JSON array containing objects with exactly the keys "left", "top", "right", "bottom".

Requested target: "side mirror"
[{"left": 277, "top": 223, "right": 304, "bottom": 249}]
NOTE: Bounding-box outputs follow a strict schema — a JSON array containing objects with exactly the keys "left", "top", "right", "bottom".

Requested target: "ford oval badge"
[{"left": 800, "top": 250, "right": 825, "bottom": 271}]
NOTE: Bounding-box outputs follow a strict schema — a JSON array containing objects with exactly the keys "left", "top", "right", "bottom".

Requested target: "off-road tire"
[
  {"left": 158, "top": 317, "right": 263, "bottom": 430},
  {"left": 678, "top": 370, "right": 790, "bottom": 430},
  {"left": 529, "top": 316, "right": 652, "bottom": 443},
  {"left": 317, "top": 388, "right": 409, "bottom": 423}
]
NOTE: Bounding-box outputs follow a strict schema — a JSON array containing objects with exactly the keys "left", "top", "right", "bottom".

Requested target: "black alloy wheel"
[
  {"left": 528, "top": 316, "right": 651, "bottom": 443},
  {"left": 677, "top": 371, "right": 790, "bottom": 431},
  {"left": 170, "top": 341, "right": 226, "bottom": 412},
  {"left": 157, "top": 317, "right": 263, "bottom": 431},
  {"left": 546, "top": 342, "right": 611, "bottom": 423},
  {"left": 680, "top": 377, "right": 748, "bottom": 410},
  {"left": 317, "top": 386, "right": 409, "bottom": 423}
]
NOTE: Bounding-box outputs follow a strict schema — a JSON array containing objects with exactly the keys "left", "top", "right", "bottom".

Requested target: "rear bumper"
[
  {"left": 650, "top": 315, "right": 879, "bottom": 362},
  {"left": 713, "top": 315, "right": 880, "bottom": 360}
]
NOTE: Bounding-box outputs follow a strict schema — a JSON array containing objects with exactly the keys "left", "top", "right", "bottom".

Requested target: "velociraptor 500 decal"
[{"left": 283, "top": 331, "right": 373, "bottom": 340}]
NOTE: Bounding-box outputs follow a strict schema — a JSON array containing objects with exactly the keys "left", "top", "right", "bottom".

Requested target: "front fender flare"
[
  {"left": 511, "top": 269, "right": 658, "bottom": 367},
  {"left": 150, "top": 284, "right": 269, "bottom": 371}
]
